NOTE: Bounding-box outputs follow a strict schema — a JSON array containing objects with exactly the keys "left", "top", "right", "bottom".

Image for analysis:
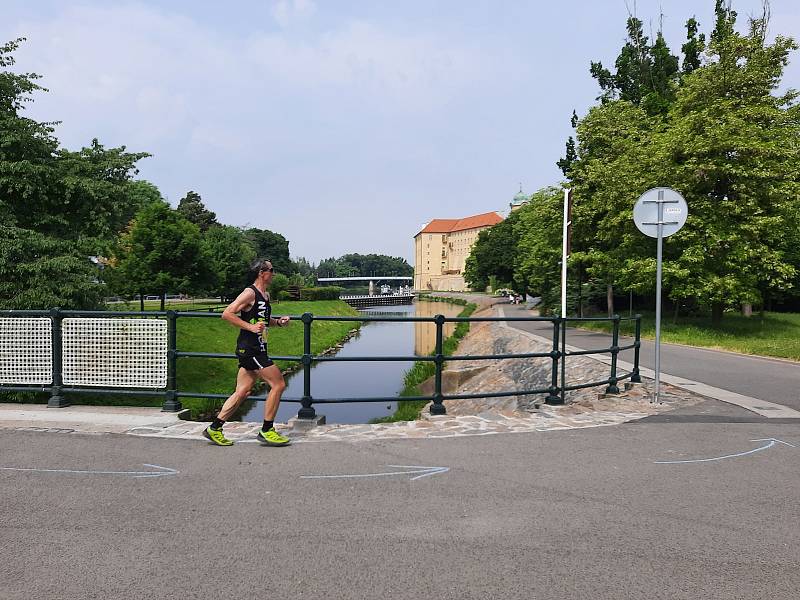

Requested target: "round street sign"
[{"left": 633, "top": 187, "right": 688, "bottom": 238}]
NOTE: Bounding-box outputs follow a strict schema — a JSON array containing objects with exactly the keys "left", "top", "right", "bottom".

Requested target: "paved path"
[
  {"left": 502, "top": 304, "right": 800, "bottom": 414},
  {"left": 2, "top": 408, "right": 799, "bottom": 600}
]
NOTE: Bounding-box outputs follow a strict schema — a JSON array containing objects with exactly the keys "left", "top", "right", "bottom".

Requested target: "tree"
[
  {"left": 654, "top": 2, "right": 799, "bottom": 323},
  {"left": 0, "top": 226, "right": 104, "bottom": 309},
  {"left": 0, "top": 38, "right": 151, "bottom": 309},
  {"left": 681, "top": 17, "right": 706, "bottom": 75},
  {"left": 176, "top": 190, "right": 218, "bottom": 232},
  {"left": 464, "top": 212, "right": 520, "bottom": 292},
  {"left": 201, "top": 225, "right": 256, "bottom": 300},
  {"left": 590, "top": 16, "right": 679, "bottom": 116},
  {"left": 110, "top": 202, "right": 212, "bottom": 309},
  {"left": 245, "top": 228, "right": 293, "bottom": 274},
  {"left": 513, "top": 188, "right": 565, "bottom": 312}
]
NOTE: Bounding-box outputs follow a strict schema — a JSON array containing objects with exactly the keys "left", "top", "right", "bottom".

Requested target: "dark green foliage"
[
  {"left": 201, "top": 225, "right": 255, "bottom": 300},
  {"left": 316, "top": 254, "right": 412, "bottom": 278},
  {"left": 177, "top": 191, "right": 218, "bottom": 233},
  {"left": 681, "top": 17, "right": 706, "bottom": 75},
  {"left": 110, "top": 202, "right": 211, "bottom": 302},
  {"left": 245, "top": 228, "right": 293, "bottom": 275},
  {"left": 464, "top": 211, "right": 520, "bottom": 291},
  {"left": 0, "top": 39, "right": 153, "bottom": 309},
  {"left": 0, "top": 226, "right": 104, "bottom": 309},
  {"left": 269, "top": 273, "right": 290, "bottom": 298},
  {"left": 590, "top": 16, "right": 679, "bottom": 116},
  {"left": 300, "top": 286, "right": 344, "bottom": 301}
]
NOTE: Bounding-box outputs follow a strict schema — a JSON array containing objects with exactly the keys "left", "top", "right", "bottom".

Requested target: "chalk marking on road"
[
  {"left": 655, "top": 438, "right": 795, "bottom": 464},
  {"left": 301, "top": 465, "right": 449, "bottom": 481},
  {"left": 0, "top": 463, "right": 179, "bottom": 478}
]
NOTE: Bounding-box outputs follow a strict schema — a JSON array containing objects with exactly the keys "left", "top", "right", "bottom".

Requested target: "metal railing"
[{"left": 0, "top": 309, "right": 641, "bottom": 417}]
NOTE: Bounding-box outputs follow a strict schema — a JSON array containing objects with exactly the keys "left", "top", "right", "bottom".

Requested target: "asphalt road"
[
  {"left": 502, "top": 304, "right": 800, "bottom": 412},
  {"left": 2, "top": 403, "right": 800, "bottom": 600}
]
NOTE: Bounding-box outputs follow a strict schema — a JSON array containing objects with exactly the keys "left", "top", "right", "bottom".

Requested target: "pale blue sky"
[{"left": 3, "top": 1, "right": 798, "bottom": 263}]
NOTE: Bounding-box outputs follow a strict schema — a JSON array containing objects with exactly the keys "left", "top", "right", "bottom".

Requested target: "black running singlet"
[{"left": 236, "top": 285, "right": 271, "bottom": 355}]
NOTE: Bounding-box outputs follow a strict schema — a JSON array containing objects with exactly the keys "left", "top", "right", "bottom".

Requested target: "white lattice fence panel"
[
  {"left": 62, "top": 318, "right": 167, "bottom": 388},
  {"left": 0, "top": 318, "right": 53, "bottom": 385}
]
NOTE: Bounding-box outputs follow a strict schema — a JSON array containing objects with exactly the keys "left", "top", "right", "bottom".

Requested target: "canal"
[{"left": 241, "top": 299, "right": 464, "bottom": 424}]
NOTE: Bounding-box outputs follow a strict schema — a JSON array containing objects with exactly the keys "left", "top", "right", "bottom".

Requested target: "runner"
[{"left": 203, "top": 258, "right": 292, "bottom": 447}]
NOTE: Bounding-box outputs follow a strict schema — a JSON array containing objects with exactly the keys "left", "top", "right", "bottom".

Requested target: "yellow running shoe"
[
  {"left": 203, "top": 426, "right": 234, "bottom": 446},
  {"left": 256, "top": 427, "right": 291, "bottom": 446}
]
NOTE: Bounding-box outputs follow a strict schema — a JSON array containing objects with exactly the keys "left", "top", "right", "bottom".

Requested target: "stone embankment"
[{"left": 418, "top": 297, "right": 701, "bottom": 421}]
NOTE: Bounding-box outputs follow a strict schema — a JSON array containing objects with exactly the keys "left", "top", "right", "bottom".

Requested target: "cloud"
[
  {"left": 1, "top": 3, "right": 524, "bottom": 261},
  {"left": 271, "top": 0, "right": 316, "bottom": 29}
]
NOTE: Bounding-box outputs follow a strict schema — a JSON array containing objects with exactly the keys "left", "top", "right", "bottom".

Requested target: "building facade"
[{"left": 413, "top": 211, "right": 504, "bottom": 291}]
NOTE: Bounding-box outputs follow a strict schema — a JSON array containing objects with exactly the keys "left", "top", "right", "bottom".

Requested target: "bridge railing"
[{"left": 0, "top": 309, "right": 642, "bottom": 417}]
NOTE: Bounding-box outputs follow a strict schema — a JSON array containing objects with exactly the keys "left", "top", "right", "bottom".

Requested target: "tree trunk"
[
  {"left": 741, "top": 303, "right": 752, "bottom": 317},
  {"left": 711, "top": 302, "right": 724, "bottom": 326},
  {"left": 673, "top": 301, "right": 680, "bottom": 324},
  {"left": 160, "top": 292, "right": 166, "bottom": 312},
  {"left": 577, "top": 271, "right": 583, "bottom": 318},
  {"left": 606, "top": 284, "right": 614, "bottom": 317},
  {"left": 139, "top": 293, "right": 144, "bottom": 313}
]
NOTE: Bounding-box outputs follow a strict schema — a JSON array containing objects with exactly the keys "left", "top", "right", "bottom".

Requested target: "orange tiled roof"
[{"left": 416, "top": 212, "right": 503, "bottom": 236}]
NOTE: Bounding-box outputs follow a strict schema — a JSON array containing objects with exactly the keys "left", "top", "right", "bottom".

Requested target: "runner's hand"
[
  {"left": 250, "top": 321, "right": 266, "bottom": 334},
  {"left": 278, "top": 316, "right": 290, "bottom": 327}
]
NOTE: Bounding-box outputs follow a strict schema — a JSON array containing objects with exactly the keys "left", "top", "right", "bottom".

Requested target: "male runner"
[{"left": 203, "top": 258, "right": 292, "bottom": 446}]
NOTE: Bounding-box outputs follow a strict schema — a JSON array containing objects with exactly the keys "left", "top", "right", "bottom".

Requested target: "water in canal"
[{"left": 240, "top": 299, "right": 463, "bottom": 424}]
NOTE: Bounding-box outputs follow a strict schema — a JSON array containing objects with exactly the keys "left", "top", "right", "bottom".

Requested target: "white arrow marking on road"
[
  {"left": 0, "top": 463, "right": 179, "bottom": 478},
  {"left": 655, "top": 438, "right": 795, "bottom": 464},
  {"left": 301, "top": 465, "right": 449, "bottom": 481}
]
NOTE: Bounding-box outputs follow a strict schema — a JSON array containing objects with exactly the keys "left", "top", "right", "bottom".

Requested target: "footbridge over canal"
[{"left": 317, "top": 276, "right": 414, "bottom": 308}]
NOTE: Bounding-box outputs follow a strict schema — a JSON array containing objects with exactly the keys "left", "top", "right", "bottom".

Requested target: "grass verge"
[
  {"left": 371, "top": 297, "right": 476, "bottom": 423},
  {"left": 576, "top": 310, "right": 800, "bottom": 361}
]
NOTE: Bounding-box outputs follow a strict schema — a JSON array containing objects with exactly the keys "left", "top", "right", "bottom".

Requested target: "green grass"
[
  {"left": 577, "top": 310, "right": 800, "bottom": 361},
  {"left": 176, "top": 300, "right": 359, "bottom": 418},
  {"left": 371, "top": 300, "right": 477, "bottom": 423}
]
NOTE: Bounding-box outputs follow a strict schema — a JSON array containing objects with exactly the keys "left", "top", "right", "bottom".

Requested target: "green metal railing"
[{"left": 0, "top": 308, "right": 642, "bottom": 417}]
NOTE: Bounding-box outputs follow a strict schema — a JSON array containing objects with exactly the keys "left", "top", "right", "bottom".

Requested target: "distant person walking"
[{"left": 203, "top": 258, "right": 292, "bottom": 447}]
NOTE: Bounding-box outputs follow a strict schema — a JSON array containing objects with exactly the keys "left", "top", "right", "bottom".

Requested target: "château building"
[{"left": 413, "top": 211, "right": 503, "bottom": 291}]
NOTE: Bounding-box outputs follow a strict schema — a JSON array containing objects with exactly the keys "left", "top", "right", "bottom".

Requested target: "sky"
[{"left": 3, "top": 1, "right": 799, "bottom": 264}]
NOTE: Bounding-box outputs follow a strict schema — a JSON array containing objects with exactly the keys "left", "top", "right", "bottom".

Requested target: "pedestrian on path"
[{"left": 203, "top": 258, "right": 292, "bottom": 447}]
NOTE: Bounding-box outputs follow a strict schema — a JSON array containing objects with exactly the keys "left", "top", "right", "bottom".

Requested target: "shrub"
[
  {"left": 300, "top": 286, "right": 344, "bottom": 301},
  {"left": 270, "top": 273, "right": 289, "bottom": 297}
]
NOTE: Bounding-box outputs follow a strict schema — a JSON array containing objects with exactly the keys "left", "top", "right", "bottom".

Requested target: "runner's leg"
[
  {"left": 217, "top": 368, "right": 258, "bottom": 421},
  {"left": 259, "top": 364, "right": 286, "bottom": 421}
]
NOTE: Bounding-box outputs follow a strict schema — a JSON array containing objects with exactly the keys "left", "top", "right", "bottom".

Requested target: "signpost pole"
[
  {"left": 654, "top": 190, "right": 664, "bottom": 404},
  {"left": 633, "top": 187, "right": 688, "bottom": 406}
]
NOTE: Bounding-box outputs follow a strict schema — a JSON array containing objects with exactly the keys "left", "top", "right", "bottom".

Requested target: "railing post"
[
  {"left": 297, "top": 312, "right": 316, "bottom": 419},
  {"left": 162, "top": 310, "right": 181, "bottom": 412},
  {"left": 545, "top": 317, "right": 563, "bottom": 405},
  {"left": 605, "top": 314, "right": 621, "bottom": 394},
  {"left": 631, "top": 314, "right": 642, "bottom": 383},
  {"left": 48, "top": 307, "right": 69, "bottom": 408},
  {"left": 429, "top": 314, "right": 446, "bottom": 415}
]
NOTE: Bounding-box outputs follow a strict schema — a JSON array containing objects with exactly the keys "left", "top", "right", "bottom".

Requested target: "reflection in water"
[{"left": 239, "top": 300, "right": 464, "bottom": 424}]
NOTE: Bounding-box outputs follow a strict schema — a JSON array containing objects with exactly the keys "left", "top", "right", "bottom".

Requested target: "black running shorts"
[{"left": 237, "top": 351, "right": 274, "bottom": 371}]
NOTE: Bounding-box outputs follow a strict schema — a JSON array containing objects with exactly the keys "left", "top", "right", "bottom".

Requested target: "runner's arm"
[{"left": 222, "top": 288, "right": 261, "bottom": 333}]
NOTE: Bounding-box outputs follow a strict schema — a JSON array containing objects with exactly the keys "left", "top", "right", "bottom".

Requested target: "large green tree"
[
  {"left": 245, "top": 228, "right": 293, "bottom": 275},
  {"left": 110, "top": 202, "right": 212, "bottom": 309},
  {"left": 653, "top": 2, "right": 800, "bottom": 322},
  {"left": 177, "top": 190, "right": 218, "bottom": 233},
  {"left": 201, "top": 225, "right": 256, "bottom": 300},
  {"left": 464, "top": 212, "right": 520, "bottom": 292},
  {"left": 0, "top": 38, "right": 152, "bottom": 309}
]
